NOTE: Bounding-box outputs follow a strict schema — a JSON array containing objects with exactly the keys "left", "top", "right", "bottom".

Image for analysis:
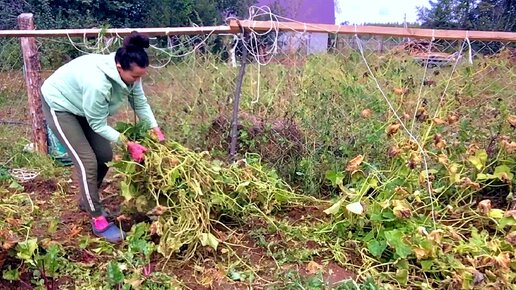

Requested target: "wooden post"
[{"left": 18, "top": 13, "right": 47, "bottom": 154}]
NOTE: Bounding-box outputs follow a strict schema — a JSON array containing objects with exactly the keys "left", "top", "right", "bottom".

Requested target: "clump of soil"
[
  {"left": 205, "top": 111, "right": 304, "bottom": 162},
  {"left": 22, "top": 177, "right": 58, "bottom": 195}
]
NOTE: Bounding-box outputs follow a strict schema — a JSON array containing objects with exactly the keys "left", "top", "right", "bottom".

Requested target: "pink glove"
[
  {"left": 127, "top": 141, "right": 148, "bottom": 162},
  {"left": 152, "top": 127, "right": 165, "bottom": 142}
]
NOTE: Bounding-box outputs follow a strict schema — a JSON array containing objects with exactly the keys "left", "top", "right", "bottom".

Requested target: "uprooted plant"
[{"left": 111, "top": 122, "right": 321, "bottom": 263}]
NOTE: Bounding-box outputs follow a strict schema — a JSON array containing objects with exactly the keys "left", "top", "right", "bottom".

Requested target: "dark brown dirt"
[
  {"left": 22, "top": 177, "right": 58, "bottom": 196},
  {"left": 474, "top": 183, "right": 512, "bottom": 210},
  {"left": 278, "top": 205, "right": 329, "bottom": 223}
]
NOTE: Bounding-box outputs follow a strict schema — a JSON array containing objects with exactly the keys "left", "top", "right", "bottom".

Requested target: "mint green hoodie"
[{"left": 41, "top": 53, "right": 158, "bottom": 142}]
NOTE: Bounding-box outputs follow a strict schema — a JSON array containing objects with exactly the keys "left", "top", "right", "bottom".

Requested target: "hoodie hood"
[{"left": 96, "top": 52, "right": 130, "bottom": 90}]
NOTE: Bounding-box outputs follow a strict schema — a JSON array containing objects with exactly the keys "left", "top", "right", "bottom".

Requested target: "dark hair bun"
[{"left": 123, "top": 31, "right": 150, "bottom": 49}]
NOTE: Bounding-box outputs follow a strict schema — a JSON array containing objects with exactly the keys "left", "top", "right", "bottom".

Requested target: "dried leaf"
[
  {"left": 149, "top": 221, "right": 161, "bottom": 236},
  {"left": 447, "top": 227, "right": 462, "bottom": 240},
  {"left": 501, "top": 140, "right": 516, "bottom": 153},
  {"left": 346, "top": 155, "right": 364, "bottom": 172},
  {"left": 508, "top": 115, "right": 516, "bottom": 128},
  {"left": 447, "top": 114, "right": 459, "bottom": 125},
  {"left": 432, "top": 117, "right": 447, "bottom": 125},
  {"left": 495, "top": 253, "right": 510, "bottom": 270},
  {"left": 393, "top": 200, "right": 412, "bottom": 219},
  {"left": 1, "top": 232, "right": 20, "bottom": 250},
  {"left": 428, "top": 229, "right": 444, "bottom": 244},
  {"left": 460, "top": 177, "right": 480, "bottom": 190},
  {"left": 361, "top": 109, "right": 372, "bottom": 118},
  {"left": 306, "top": 261, "right": 323, "bottom": 274},
  {"left": 408, "top": 152, "right": 422, "bottom": 169},
  {"left": 470, "top": 269, "right": 485, "bottom": 285},
  {"left": 5, "top": 218, "right": 20, "bottom": 227},
  {"left": 467, "top": 144, "right": 480, "bottom": 155},
  {"left": 477, "top": 200, "right": 492, "bottom": 215},
  {"left": 394, "top": 187, "right": 410, "bottom": 197},
  {"left": 504, "top": 210, "right": 516, "bottom": 219},
  {"left": 432, "top": 134, "right": 447, "bottom": 149},
  {"left": 147, "top": 205, "right": 167, "bottom": 216},
  {"left": 385, "top": 123, "right": 401, "bottom": 136},
  {"left": 416, "top": 107, "right": 428, "bottom": 122},
  {"left": 393, "top": 87, "right": 408, "bottom": 95},
  {"left": 387, "top": 145, "right": 401, "bottom": 158},
  {"left": 116, "top": 214, "right": 131, "bottom": 223},
  {"left": 435, "top": 139, "right": 447, "bottom": 149},
  {"left": 67, "top": 225, "right": 82, "bottom": 239},
  {"left": 413, "top": 248, "right": 428, "bottom": 260},
  {"left": 437, "top": 154, "right": 449, "bottom": 165},
  {"left": 505, "top": 232, "right": 516, "bottom": 246}
]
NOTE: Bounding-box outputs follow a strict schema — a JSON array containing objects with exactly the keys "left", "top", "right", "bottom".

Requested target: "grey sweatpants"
[{"left": 41, "top": 97, "right": 112, "bottom": 217}]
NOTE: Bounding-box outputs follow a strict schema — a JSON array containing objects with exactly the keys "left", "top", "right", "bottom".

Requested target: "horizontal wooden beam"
[
  {"left": 1, "top": 19, "right": 514, "bottom": 42},
  {"left": 230, "top": 20, "right": 516, "bottom": 42},
  {"left": 0, "top": 25, "right": 238, "bottom": 38}
]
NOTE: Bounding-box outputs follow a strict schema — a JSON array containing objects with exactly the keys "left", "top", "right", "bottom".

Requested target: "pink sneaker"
[{"left": 91, "top": 216, "right": 125, "bottom": 243}]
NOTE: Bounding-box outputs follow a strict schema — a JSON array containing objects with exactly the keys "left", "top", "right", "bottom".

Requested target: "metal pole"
[{"left": 229, "top": 32, "right": 249, "bottom": 162}]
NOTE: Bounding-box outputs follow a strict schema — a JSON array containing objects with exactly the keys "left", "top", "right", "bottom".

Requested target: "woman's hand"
[
  {"left": 151, "top": 127, "right": 165, "bottom": 142},
  {"left": 127, "top": 141, "right": 148, "bottom": 162}
]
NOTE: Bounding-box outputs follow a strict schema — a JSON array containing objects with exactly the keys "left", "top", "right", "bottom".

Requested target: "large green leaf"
[
  {"left": 384, "top": 230, "right": 412, "bottom": 258},
  {"left": 367, "top": 239, "right": 387, "bottom": 257}
]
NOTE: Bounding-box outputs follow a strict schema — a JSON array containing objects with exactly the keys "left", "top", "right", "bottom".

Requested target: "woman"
[{"left": 41, "top": 31, "right": 164, "bottom": 243}]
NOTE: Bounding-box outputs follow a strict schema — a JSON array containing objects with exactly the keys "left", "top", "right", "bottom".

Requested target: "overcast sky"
[{"left": 335, "top": 0, "right": 431, "bottom": 24}]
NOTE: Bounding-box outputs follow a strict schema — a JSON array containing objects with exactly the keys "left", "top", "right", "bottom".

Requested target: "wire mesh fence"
[{"left": 1, "top": 20, "right": 514, "bottom": 192}]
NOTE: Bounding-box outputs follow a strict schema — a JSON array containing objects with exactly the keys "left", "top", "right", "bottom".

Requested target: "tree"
[{"left": 417, "top": 0, "right": 515, "bottom": 32}]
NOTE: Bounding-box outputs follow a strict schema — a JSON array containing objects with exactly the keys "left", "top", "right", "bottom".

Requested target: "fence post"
[
  {"left": 229, "top": 32, "right": 249, "bottom": 162},
  {"left": 18, "top": 13, "right": 47, "bottom": 154}
]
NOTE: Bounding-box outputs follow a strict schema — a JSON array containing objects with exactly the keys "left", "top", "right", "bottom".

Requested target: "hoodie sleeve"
[
  {"left": 129, "top": 79, "right": 158, "bottom": 129},
  {"left": 81, "top": 80, "right": 121, "bottom": 142}
]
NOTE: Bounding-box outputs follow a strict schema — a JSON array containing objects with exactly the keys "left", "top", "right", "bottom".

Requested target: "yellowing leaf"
[
  {"left": 346, "top": 155, "right": 364, "bottom": 172},
  {"left": 393, "top": 200, "right": 412, "bottom": 219},
  {"left": 413, "top": 248, "right": 429, "bottom": 260},
  {"left": 468, "top": 149, "right": 488, "bottom": 170},
  {"left": 488, "top": 209, "right": 505, "bottom": 219},
  {"left": 494, "top": 165, "right": 514, "bottom": 183},
  {"left": 199, "top": 233, "right": 219, "bottom": 250},
  {"left": 346, "top": 201, "right": 364, "bottom": 215},
  {"left": 437, "top": 154, "right": 449, "bottom": 165},
  {"left": 324, "top": 198, "right": 345, "bottom": 215}
]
